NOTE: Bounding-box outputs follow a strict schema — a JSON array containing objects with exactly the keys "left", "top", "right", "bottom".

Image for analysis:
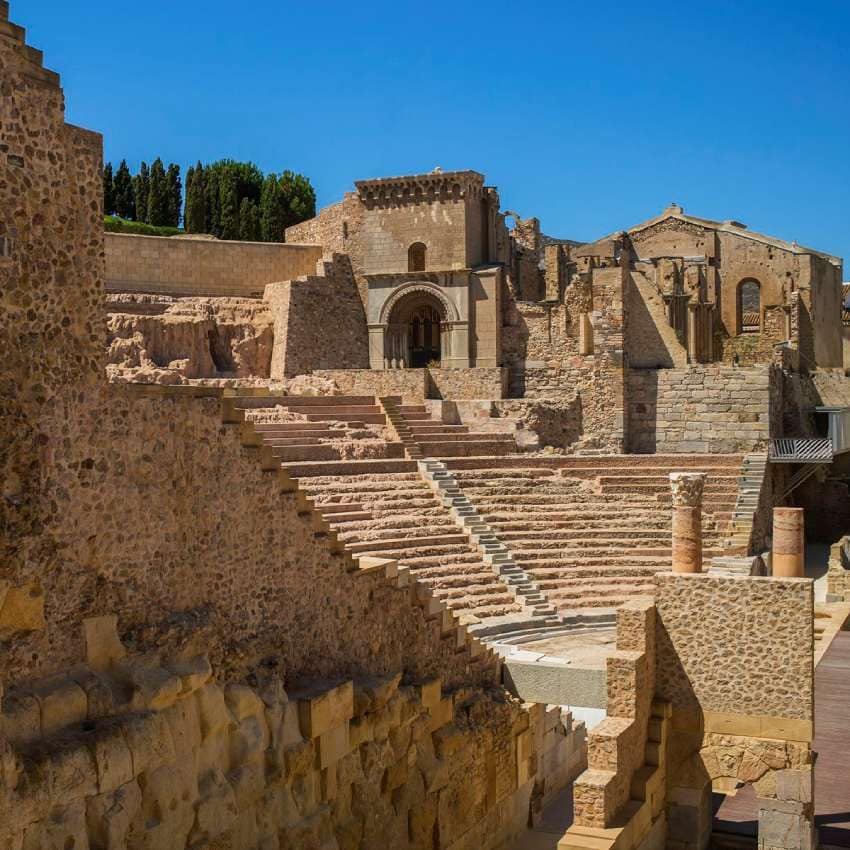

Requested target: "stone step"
[
  {"left": 285, "top": 459, "right": 418, "bottom": 477},
  {"left": 234, "top": 394, "right": 376, "bottom": 407},
  {"left": 419, "top": 441, "right": 517, "bottom": 457},
  {"left": 355, "top": 542, "right": 476, "bottom": 559},
  {"left": 303, "top": 412, "right": 386, "bottom": 424},
  {"left": 345, "top": 533, "right": 469, "bottom": 553},
  {"left": 273, "top": 444, "right": 341, "bottom": 462},
  {"left": 410, "top": 432, "right": 515, "bottom": 443},
  {"left": 407, "top": 425, "right": 471, "bottom": 434},
  {"left": 253, "top": 422, "right": 334, "bottom": 433},
  {"left": 444, "top": 455, "right": 744, "bottom": 472}
]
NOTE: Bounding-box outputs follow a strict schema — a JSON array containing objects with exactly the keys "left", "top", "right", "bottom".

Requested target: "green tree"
[
  {"left": 113, "top": 159, "right": 135, "bottom": 219},
  {"left": 239, "top": 198, "right": 260, "bottom": 241},
  {"left": 278, "top": 170, "right": 316, "bottom": 230},
  {"left": 205, "top": 169, "right": 221, "bottom": 237},
  {"left": 103, "top": 163, "right": 115, "bottom": 215},
  {"left": 260, "top": 174, "right": 283, "bottom": 242},
  {"left": 132, "top": 161, "right": 150, "bottom": 223},
  {"left": 166, "top": 163, "right": 182, "bottom": 227},
  {"left": 147, "top": 159, "right": 170, "bottom": 226},
  {"left": 185, "top": 162, "right": 206, "bottom": 233},
  {"left": 218, "top": 169, "right": 240, "bottom": 240}
]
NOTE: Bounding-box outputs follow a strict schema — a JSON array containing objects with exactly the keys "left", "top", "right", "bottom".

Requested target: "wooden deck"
[{"left": 714, "top": 630, "right": 850, "bottom": 847}]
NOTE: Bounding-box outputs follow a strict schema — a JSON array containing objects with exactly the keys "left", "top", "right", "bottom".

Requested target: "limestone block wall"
[
  {"left": 0, "top": 638, "right": 575, "bottom": 850},
  {"left": 628, "top": 365, "right": 771, "bottom": 453},
  {"left": 105, "top": 233, "right": 323, "bottom": 298},
  {"left": 827, "top": 535, "right": 850, "bottom": 601},
  {"left": 266, "top": 254, "right": 369, "bottom": 378}
]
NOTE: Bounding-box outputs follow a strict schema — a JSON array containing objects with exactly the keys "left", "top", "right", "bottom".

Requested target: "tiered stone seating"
[
  {"left": 285, "top": 464, "right": 525, "bottom": 621},
  {"left": 232, "top": 395, "right": 399, "bottom": 463},
  {"left": 443, "top": 455, "right": 742, "bottom": 612},
  {"left": 396, "top": 403, "right": 518, "bottom": 457}
]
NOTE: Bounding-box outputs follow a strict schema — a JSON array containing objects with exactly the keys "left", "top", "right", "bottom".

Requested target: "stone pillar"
[
  {"left": 773, "top": 507, "right": 805, "bottom": 578},
  {"left": 670, "top": 472, "right": 706, "bottom": 573}
]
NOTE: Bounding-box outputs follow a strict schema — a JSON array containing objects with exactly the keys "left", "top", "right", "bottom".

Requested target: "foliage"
[
  {"left": 103, "top": 157, "right": 313, "bottom": 241},
  {"left": 104, "top": 215, "right": 182, "bottom": 237},
  {"left": 113, "top": 160, "right": 135, "bottom": 220},
  {"left": 103, "top": 163, "right": 115, "bottom": 216}
]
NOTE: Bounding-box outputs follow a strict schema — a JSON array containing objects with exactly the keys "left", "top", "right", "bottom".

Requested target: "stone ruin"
[{"left": 2, "top": 4, "right": 850, "bottom": 849}]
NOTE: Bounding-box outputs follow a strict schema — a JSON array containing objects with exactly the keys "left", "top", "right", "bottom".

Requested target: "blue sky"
[{"left": 18, "top": 0, "right": 850, "bottom": 264}]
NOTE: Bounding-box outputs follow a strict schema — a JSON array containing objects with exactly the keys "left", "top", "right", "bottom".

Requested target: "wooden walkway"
[{"left": 714, "top": 630, "right": 850, "bottom": 847}]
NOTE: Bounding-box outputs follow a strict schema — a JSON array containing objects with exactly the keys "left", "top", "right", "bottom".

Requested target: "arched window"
[
  {"left": 738, "top": 279, "right": 761, "bottom": 334},
  {"left": 408, "top": 242, "right": 426, "bottom": 272}
]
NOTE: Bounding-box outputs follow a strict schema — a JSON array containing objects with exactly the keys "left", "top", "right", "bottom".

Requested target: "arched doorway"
[{"left": 385, "top": 291, "right": 445, "bottom": 368}]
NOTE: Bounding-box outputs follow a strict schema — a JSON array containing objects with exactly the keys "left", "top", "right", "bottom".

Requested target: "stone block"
[
  {"left": 196, "top": 683, "right": 233, "bottom": 739},
  {"left": 128, "top": 665, "right": 183, "bottom": 712},
  {"left": 120, "top": 711, "right": 175, "bottom": 775},
  {"left": 49, "top": 739, "right": 98, "bottom": 800},
  {"left": 317, "top": 721, "right": 350, "bottom": 770},
  {"left": 2, "top": 691, "right": 41, "bottom": 746},
  {"left": 91, "top": 723, "right": 135, "bottom": 794},
  {"left": 775, "top": 768, "right": 813, "bottom": 804},
  {"left": 85, "top": 779, "right": 142, "bottom": 850},
  {"left": 295, "top": 681, "right": 354, "bottom": 739},
  {"left": 33, "top": 676, "right": 87, "bottom": 737},
  {"left": 168, "top": 655, "right": 212, "bottom": 695},
  {"left": 83, "top": 615, "right": 126, "bottom": 673},
  {"left": 225, "top": 684, "right": 265, "bottom": 722},
  {"left": 0, "top": 580, "right": 45, "bottom": 636}
]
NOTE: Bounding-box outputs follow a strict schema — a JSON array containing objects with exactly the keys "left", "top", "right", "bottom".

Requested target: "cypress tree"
[
  {"left": 166, "top": 163, "right": 182, "bottom": 227},
  {"left": 219, "top": 170, "right": 240, "bottom": 240},
  {"left": 133, "top": 161, "right": 150, "bottom": 223},
  {"left": 205, "top": 168, "right": 221, "bottom": 238},
  {"left": 260, "top": 174, "right": 284, "bottom": 242},
  {"left": 103, "top": 163, "right": 115, "bottom": 216},
  {"left": 185, "top": 162, "right": 207, "bottom": 233},
  {"left": 113, "top": 159, "right": 135, "bottom": 219},
  {"left": 147, "top": 159, "right": 170, "bottom": 226},
  {"left": 239, "top": 198, "right": 260, "bottom": 241}
]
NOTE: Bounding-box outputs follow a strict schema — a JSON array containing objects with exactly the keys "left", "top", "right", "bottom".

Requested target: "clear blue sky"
[{"left": 18, "top": 1, "right": 850, "bottom": 265}]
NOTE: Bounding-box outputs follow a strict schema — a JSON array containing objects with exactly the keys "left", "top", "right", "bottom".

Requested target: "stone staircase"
[
  {"left": 382, "top": 395, "right": 518, "bottom": 458},
  {"left": 442, "top": 455, "right": 741, "bottom": 613}
]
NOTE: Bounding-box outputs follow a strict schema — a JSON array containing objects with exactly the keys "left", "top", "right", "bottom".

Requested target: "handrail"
[{"left": 769, "top": 438, "right": 833, "bottom": 463}]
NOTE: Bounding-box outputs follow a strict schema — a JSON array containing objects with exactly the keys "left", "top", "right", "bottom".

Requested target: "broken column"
[
  {"left": 773, "top": 507, "right": 805, "bottom": 578},
  {"left": 669, "top": 472, "right": 706, "bottom": 573}
]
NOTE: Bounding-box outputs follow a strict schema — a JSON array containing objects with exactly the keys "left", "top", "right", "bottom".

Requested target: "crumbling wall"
[
  {"left": 106, "top": 294, "right": 274, "bottom": 383},
  {"left": 503, "top": 267, "right": 626, "bottom": 452},
  {"left": 0, "top": 634, "right": 574, "bottom": 850}
]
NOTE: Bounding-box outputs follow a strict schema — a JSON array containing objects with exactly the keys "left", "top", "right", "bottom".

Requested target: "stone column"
[
  {"left": 773, "top": 507, "right": 805, "bottom": 578},
  {"left": 670, "top": 472, "right": 706, "bottom": 573}
]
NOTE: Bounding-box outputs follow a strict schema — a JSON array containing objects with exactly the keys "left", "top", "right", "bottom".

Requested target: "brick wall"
[
  {"left": 628, "top": 365, "right": 771, "bottom": 453},
  {"left": 105, "top": 233, "right": 323, "bottom": 297}
]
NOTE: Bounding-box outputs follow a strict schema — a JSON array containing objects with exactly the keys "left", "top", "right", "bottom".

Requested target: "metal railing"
[{"left": 769, "top": 438, "right": 833, "bottom": 463}]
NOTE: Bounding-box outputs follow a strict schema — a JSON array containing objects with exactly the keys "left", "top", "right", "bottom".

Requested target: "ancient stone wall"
[
  {"left": 312, "top": 368, "right": 428, "bottom": 401},
  {"left": 266, "top": 254, "right": 369, "bottom": 378},
  {"left": 0, "top": 628, "right": 576, "bottom": 850},
  {"left": 105, "top": 233, "right": 323, "bottom": 298},
  {"left": 628, "top": 365, "right": 771, "bottom": 453},
  {"left": 427, "top": 367, "right": 507, "bottom": 400},
  {"left": 106, "top": 294, "right": 274, "bottom": 383},
  {"left": 654, "top": 573, "right": 813, "bottom": 726},
  {"left": 503, "top": 267, "right": 627, "bottom": 452}
]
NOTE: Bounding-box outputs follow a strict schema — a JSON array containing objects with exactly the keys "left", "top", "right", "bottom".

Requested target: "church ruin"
[{"left": 3, "top": 4, "right": 850, "bottom": 850}]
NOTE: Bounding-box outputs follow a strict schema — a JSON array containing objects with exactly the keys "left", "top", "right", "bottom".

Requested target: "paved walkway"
[{"left": 715, "top": 630, "right": 850, "bottom": 847}]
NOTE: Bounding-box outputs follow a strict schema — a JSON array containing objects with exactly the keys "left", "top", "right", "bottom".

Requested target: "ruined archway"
[{"left": 385, "top": 289, "right": 446, "bottom": 368}]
